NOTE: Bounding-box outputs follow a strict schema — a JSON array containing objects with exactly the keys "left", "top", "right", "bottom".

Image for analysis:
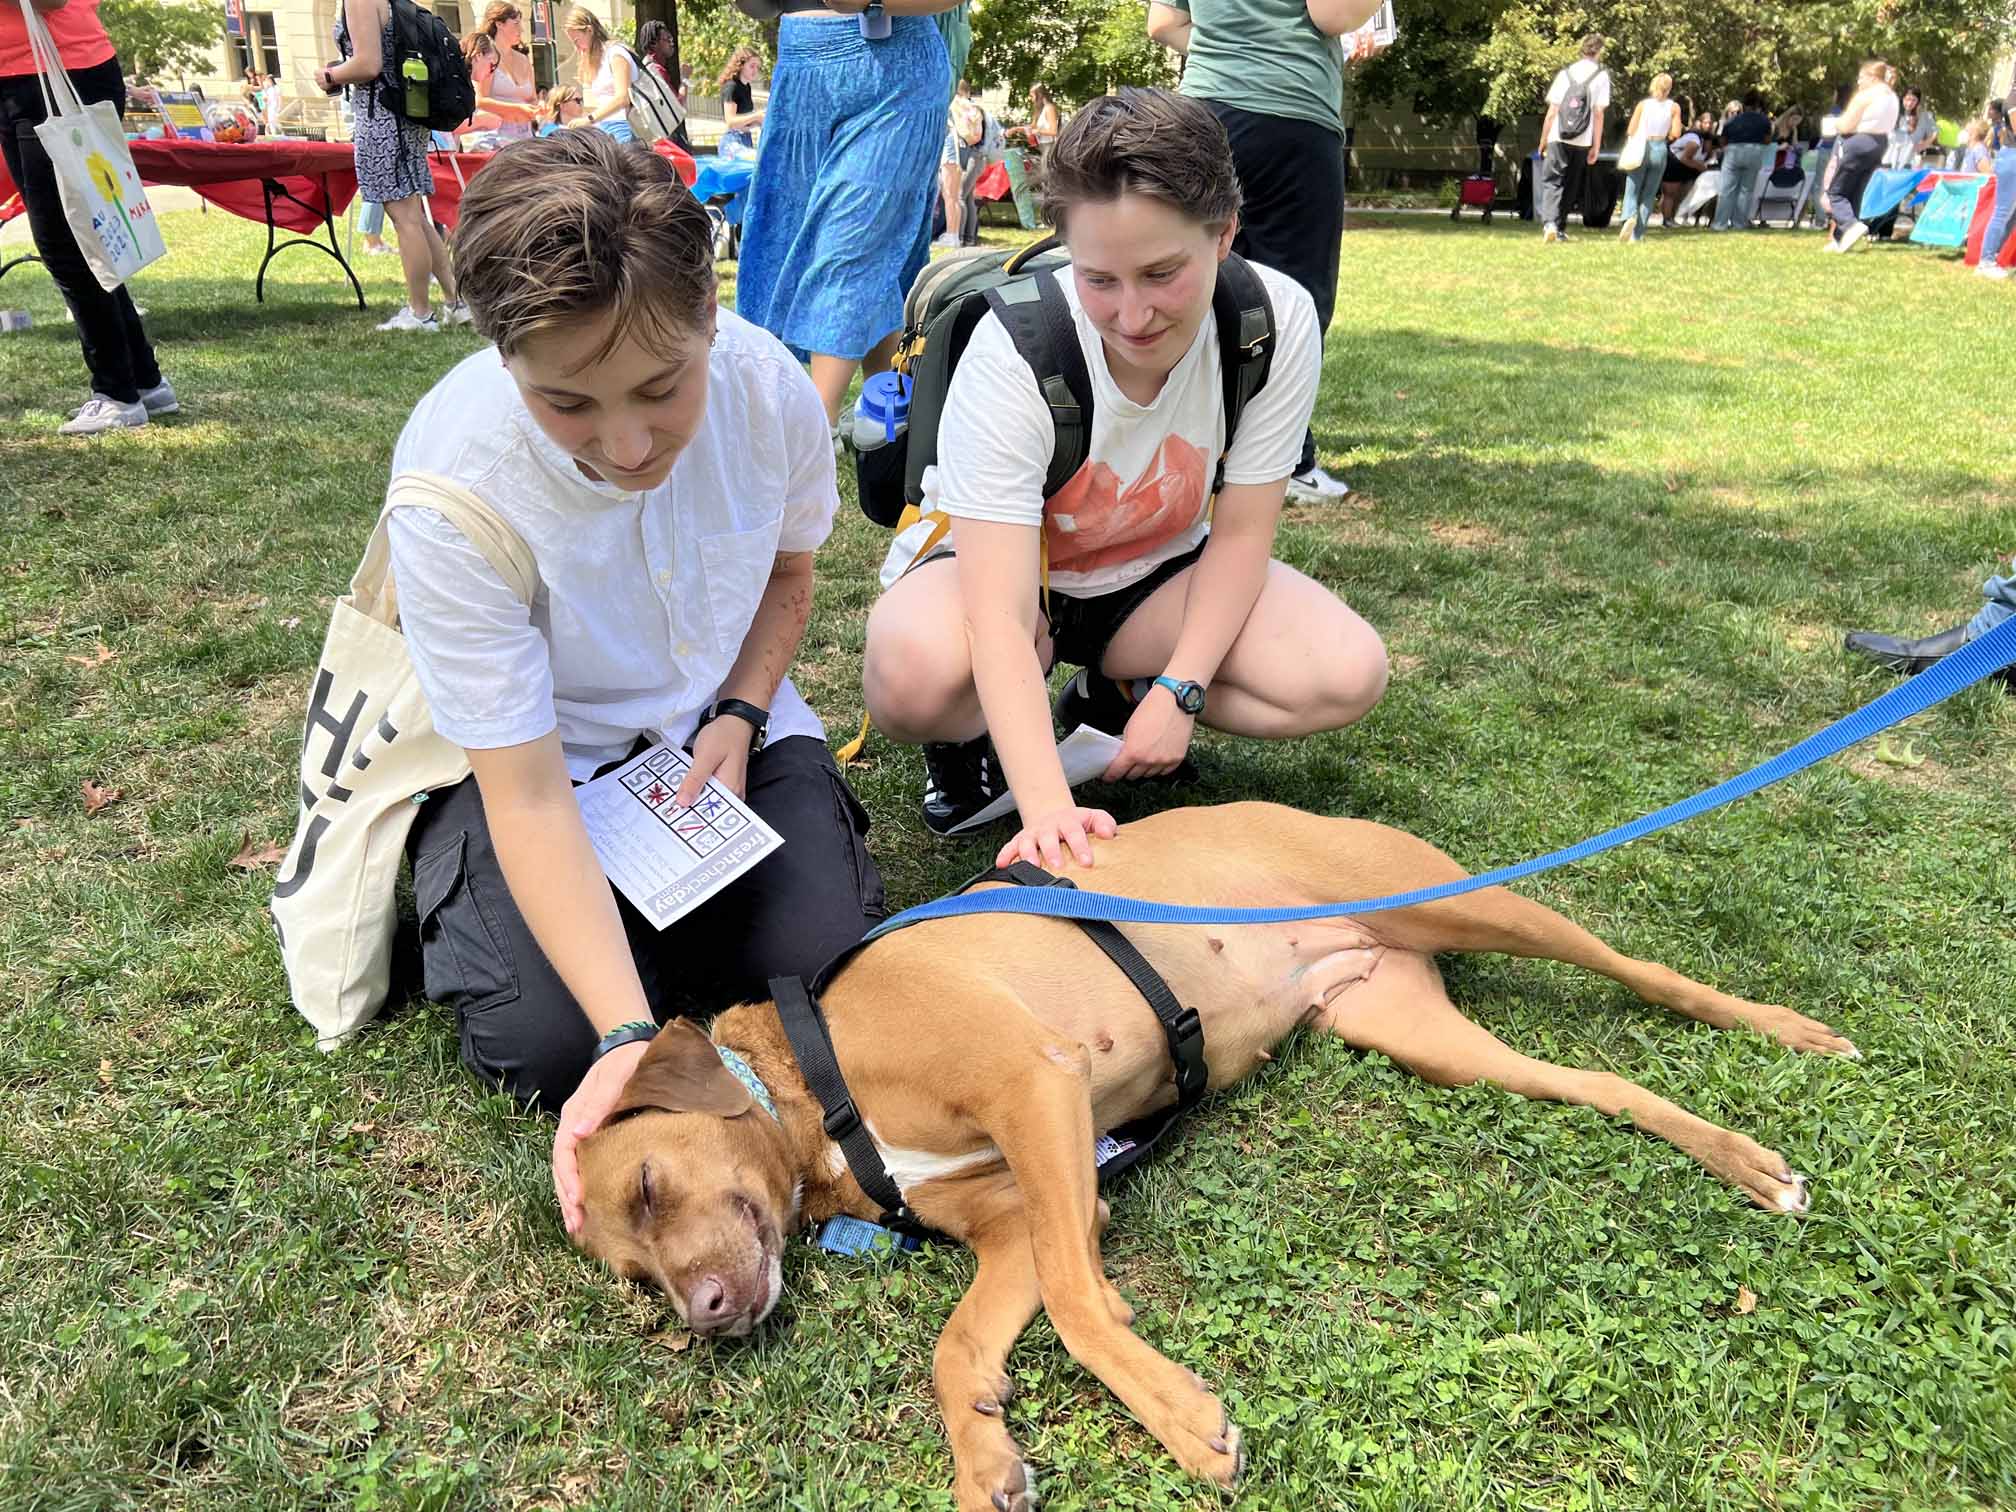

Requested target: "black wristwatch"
[
  {"left": 699, "top": 697, "right": 770, "bottom": 750},
  {"left": 1153, "top": 675, "right": 1207, "bottom": 716}
]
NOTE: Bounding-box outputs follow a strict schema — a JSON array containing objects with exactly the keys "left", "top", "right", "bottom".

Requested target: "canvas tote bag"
[
  {"left": 272, "top": 473, "right": 538, "bottom": 1050},
  {"left": 17, "top": 0, "right": 165, "bottom": 291}
]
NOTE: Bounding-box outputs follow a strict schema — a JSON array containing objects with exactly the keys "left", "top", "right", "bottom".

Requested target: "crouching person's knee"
[
  {"left": 862, "top": 615, "right": 975, "bottom": 744},
  {"left": 460, "top": 999, "right": 600, "bottom": 1113},
  {"left": 1321, "top": 625, "right": 1390, "bottom": 731}
]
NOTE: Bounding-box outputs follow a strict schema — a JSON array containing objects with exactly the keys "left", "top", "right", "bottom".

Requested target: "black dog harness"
[{"left": 772, "top": 861, "right": 1208, "bottom": 1242}]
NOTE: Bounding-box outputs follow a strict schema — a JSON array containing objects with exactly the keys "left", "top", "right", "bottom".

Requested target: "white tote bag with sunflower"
[{"left": 18, "top": 0, "right": 165, "bottom": 290}]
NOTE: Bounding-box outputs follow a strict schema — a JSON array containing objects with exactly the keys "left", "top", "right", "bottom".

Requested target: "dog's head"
[{"left": 573, "top": 1020, "right": 797, "bottom": 1338}]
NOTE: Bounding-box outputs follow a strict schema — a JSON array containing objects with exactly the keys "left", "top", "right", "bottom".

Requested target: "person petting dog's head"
[
  {"left": 1040, "top": 87, "right": 1243, "bottom": 394},
  {"left": 452, "top": 129, "right": 716, "bottom": 491}
]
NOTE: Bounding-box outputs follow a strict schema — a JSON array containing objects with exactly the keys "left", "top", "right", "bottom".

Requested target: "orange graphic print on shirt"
[{"left": 1043, "top": 434, "right": 1208, "bottom": 576}]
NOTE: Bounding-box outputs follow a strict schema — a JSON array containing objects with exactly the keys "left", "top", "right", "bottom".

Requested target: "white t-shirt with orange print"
[{"left": 901, "top": 258, "right": 1321, "bottom": 599}]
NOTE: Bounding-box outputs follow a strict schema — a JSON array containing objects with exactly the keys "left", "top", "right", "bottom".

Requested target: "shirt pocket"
[{"left": 698, "top": 526, "right": 777, "bottom": 657}]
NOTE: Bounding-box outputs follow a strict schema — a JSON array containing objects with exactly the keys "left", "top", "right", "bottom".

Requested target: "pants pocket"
[
  {"left": 412, "top": 830, "right": 521, "bottom": 1012},
  {"left": 821, "top": 760, "right": 887, "bottom": 921}
]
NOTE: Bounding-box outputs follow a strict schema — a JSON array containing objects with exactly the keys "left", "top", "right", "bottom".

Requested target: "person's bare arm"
[
  {"left": 1304, "top": 0, "right": 1383, "bottom": 37},
  {"left": 1540, "top": 103, "right": 1558, "bottom": 150},
  {"left": 956, "top": 517, "right": 1116, "bottom": 869},
  {"left": 467, "top": 732, "right": 656, "bottom": 1234},
  {"left": 1589, "top": 107, "right": 1605, "bottom": 163},
  {"left": 322, "top": 0, "right": 383, "bottom": 86},
  {"left": 1837, "top": 89, "right": 1872, "bottom": 136},
  {"left": 585, "top": 50, "right": 632, "bottom": 122},
  {"left": 1146, "top": 1, "right": 1192, "bottom": 54},
  {"left": 724, "top": 98, "right": 765, "bottom": 130},
  {"left": 675, "top": 550, "right": 813, "bottom": 806},
  {"left": 1626, "top": 101, "right": 1643, "bottom": 140},
  {"left": 475, "top": 88, "right": 538, "bottom": 122}
]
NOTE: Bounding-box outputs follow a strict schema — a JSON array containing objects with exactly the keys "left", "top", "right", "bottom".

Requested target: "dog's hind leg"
[
  {"left": 1314, "top": 950, "right": 1812, "bottom": 1214},
  {"left": 985, "top": 1037, "right": 1243, "bottom": 1489},
  {"left": 1322, "top": 839, "right": 1859, "bottom": 1057}
]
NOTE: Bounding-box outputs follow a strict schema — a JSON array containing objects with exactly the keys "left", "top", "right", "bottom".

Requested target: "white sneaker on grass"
[
  {"left": 441, "top": 300, "right": 475, "bottom": 327},
  {"left": 58, "top": 393, "right": 147, "bottom": 436},
  {"left": 1286, "top": 464, "right": 1352, "bottom": 503},
  {"left": 139, "top": 380, "right": 178, "bottom": 416},
  {"left": 1837, "top": 220, "right": 1870, "bottom": 253},
  {"left": 376, "top": 306, "right": 441, "bottom": 333},
  {"left": 1977, "top": 261, "right": 2011, "bottom": 281}
]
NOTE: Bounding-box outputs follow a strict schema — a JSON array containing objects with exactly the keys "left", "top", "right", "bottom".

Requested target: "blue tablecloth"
[{"left": 1860, "top": 168, "right": 1928, "bottom": 221}]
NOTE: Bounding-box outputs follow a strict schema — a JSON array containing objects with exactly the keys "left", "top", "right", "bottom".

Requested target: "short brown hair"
[
  {"left": 1580, "top": 33, "right": 1605, "bottom": 57},
  {"left": 452, "top": 130, "right": 715, "bottom": 363},
  {"left": 1039, "top": 88, "right": 1241, "bottom": 234}
]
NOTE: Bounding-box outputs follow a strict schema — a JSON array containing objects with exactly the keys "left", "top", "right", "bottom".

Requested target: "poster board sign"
[{"left": 1346, "top": 2, "right": 1397, "bottom": 57}]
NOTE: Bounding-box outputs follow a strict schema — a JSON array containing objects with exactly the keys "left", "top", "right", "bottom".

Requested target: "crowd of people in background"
[{"left": 1535, "top": 33, "right": 2016, "bottom": 277}]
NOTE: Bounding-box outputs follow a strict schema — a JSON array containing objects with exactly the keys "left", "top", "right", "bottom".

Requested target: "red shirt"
[{"left": 0, "top": 0, "right": 117, "bottom": 80}]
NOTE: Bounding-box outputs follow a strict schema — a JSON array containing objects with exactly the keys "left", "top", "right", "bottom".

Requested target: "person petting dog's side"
[
  {"left": 863, "top": 88, "right": 1388, "bottom": 870},
  {"left": 380, "top": 130, "right": 884, "bottom": 1233}
]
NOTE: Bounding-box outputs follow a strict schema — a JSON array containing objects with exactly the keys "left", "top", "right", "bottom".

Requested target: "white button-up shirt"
[{"left": 385, "top": 310, "right": 838, "bottom": 780}]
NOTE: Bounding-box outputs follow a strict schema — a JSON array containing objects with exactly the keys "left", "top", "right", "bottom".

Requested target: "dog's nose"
[{"left": 686, "top": 1274, "right": 732, "bottom": 1331}]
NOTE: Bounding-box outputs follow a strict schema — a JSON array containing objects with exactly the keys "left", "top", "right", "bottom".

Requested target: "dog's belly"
[{"left": 1022, "top": 917, "right": 1392, "bottom": 1131}]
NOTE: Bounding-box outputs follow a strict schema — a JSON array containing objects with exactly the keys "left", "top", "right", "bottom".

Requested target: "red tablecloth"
[{"left": 0, "top": 138, "right": 495, "bottom": 233}]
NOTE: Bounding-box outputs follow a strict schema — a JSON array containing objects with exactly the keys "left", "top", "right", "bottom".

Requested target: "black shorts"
[{"left": 920, "top": 537, "right": 1208, "bottom": 676}]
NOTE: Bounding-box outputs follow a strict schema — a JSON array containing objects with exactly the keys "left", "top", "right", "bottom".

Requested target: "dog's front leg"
[
  {"left": 931, "top": 1176, "right": 1045, "bottom": 1512},
  {"left": 991, "top": 1040, "right": 1243, "bottom": 1490}
]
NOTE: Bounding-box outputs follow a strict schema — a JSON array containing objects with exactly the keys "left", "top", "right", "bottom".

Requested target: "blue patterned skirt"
[{"left": 737, "top": 14, "right": 951, "bottom": 360}]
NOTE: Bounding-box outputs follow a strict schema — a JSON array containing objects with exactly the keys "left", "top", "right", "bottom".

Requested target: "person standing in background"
[
  {"left": 1028, "top": 81, "right": 1060, "bottom": 147},
  {"left": 1534, "top": 34, "right": 1609, "bottom": 244},
  {"left": 717, "top": 45, "right": 763, "bottom": 153},
  {"left": 561, "top": 6, "right": 636, "bottom": 143},
  {"left": 1713, "top": 90, "right": 1771, "bottom": 231},
  {"left": 0, "top": 0, "right": 175, "bottom": 433},
  {"left": 1821, "top": 60, "right": 1898, "bottom": 253},
  {"left": 735, "top": 0, "right": 958, "bottom": 430},
  {"left": 1616, "top": 72, "right": 1679, "bottom": 243},
  {"left": 634, "top": 19, "right": 690, "bottom": 150},
  {"left": 471, "top": 2, "right": 538, "bottom": 144},
  {"left": 1145, "top": 0, "right": 1386, "bottom": 504}
]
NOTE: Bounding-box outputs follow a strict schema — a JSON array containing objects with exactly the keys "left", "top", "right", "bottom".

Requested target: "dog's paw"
[
  {"left": 1757, "top": 1004, "right": 1860, "bottom": 1059},
  {"left": 954, "top": 1450, "right": 1037, "bottom": 1512},
  {"left": 1714, "top": 1131, "right": 1811, "bottom": 1214},
  {"left": 1145, "top": 1370, "right": 1243, "bottom": 1487}
]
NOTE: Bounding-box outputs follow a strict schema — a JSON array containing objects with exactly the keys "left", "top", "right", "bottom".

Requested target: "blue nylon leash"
[{"left": 869, "top": 617, "right": 2016, "bottom": 935}]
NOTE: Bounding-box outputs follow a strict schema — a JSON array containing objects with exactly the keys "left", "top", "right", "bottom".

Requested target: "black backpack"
[
  {"left": 374, "top": 0, "right": 475, "bottom": 133},
  {"left": 1555, "top": 63, "right": 1606, "bottom": 143},
  {"left": 856, "top": 233, "right": 1276, "bottom": 529}
]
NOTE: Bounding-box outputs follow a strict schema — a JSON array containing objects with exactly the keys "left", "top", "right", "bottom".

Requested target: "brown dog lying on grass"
[{"left": 573, "top": 801, "right": 1857, "bottom": 1511}]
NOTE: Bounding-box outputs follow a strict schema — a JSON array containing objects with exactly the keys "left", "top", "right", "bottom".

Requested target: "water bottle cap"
[{"left": 859, "top": 370, "right": 910, "bottom": 425}]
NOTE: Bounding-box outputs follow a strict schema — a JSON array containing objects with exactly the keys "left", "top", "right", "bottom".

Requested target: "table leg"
[
  {"left": 0, "top": 252, "right": 45, "bottom": 283},
  {"left": 254, "top": 176, "right": 367, "bottom": 310}
]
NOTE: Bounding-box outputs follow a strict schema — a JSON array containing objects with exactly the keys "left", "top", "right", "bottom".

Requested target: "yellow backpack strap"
[{"left": 834, "top": 710, "right": 872, "bottom": 765}]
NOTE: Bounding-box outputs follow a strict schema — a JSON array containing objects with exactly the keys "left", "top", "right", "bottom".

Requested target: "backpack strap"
[
  {"left": 983, "top": 269, "right": 1095, "bottom": 501},
  {"left": 1208, "top": 252, "right": 1276, "bottom": 497},
  {"left": 352, "top": 471, "right": 540, "bottom": 629}
]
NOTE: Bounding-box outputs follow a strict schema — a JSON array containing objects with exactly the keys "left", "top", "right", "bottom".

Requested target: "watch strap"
[
  {"left": 592, "top": 1018, "right": 660, "bottom": 1064},
  {"left": 703, "top": 697, "right": 770, "bottom": 749}
]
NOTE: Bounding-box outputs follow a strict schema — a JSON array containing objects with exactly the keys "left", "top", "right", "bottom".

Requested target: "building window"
[{"left": 231, "top": 11, "right": 283, "bottom": 79}]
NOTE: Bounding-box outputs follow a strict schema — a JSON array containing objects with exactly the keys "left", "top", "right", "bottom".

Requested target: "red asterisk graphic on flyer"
[{"left": 644, "top": 782, "right": 672, "bottom": 807}]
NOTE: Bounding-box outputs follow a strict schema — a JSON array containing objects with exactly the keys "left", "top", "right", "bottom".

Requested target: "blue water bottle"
[
  {"left": 859, "top": 0, "right": 890, "bottom": 40},
  {"left": 850, "top": 370, "right": 911, "bottom": 526}
]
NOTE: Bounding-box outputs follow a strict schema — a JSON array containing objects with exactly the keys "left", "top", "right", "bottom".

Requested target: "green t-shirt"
[{"left": 1169, "top": 0, "right": 1346, "bottom": 138}]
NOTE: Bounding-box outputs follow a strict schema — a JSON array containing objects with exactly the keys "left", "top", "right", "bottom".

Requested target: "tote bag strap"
[
  {"left": 17, "top": 0, "right": 88, "bottom": 122},
  {"left": 347, "top": 472, "right": 540, "bottom": 626}
]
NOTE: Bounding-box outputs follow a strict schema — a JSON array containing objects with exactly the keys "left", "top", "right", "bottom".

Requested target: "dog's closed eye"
[{"left": 636, "top": 1161, "right": 668, "bottom": 1224}]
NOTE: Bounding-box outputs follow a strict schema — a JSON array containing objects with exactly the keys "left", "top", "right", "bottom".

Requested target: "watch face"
[{"left": 1174, "top": 681, "right": 1205, "bottom": 714}]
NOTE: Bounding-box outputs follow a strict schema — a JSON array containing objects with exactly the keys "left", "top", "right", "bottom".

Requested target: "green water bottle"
[{"left": 401, "top": 55, "right": 429, "bottom": 119}]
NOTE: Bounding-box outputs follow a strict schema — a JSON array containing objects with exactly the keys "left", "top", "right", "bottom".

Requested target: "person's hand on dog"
[
  {"left": 1102, "top": 682, "right": 1195, "bottom": 783},
  {"left": 998, "top": 804, "right": 1117, "bottom": 871},
  {"left": 553, "top": 1037, "right": 650, "bottom": 1236},
  {"left": 676, "top": 715, "right": 754, "bottom": 807}
]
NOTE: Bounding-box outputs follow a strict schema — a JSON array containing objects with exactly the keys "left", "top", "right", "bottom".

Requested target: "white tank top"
[
  {"left": 1636, "top": 98, "right": 1677, "bottom": 139},
  {"left": 489, "top": 51, "right": 537, "bottom": 141},
  {"left": 1857, "top": 86, "right": 1900, "bottom": 137}
]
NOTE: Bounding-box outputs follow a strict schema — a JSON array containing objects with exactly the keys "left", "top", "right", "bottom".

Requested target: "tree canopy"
[
  {"left": 968, "top": 0, "right": 1176, "bottom": 106},
  {"left": 100, "top": 0, "right": 222, "bottom": 84}
]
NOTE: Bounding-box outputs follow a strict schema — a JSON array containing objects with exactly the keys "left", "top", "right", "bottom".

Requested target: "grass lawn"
[{"left": 2, "top": 204, "right": 2014, "bottom": 1512}]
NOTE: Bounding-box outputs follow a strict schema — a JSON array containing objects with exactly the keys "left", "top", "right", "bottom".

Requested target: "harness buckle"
[
  {"left": 822, "top": 1097, "right": 863, "bottom": 1141},
  {"left": 1170, "top": 1006, "right": 1208, "bottom": 1102}
]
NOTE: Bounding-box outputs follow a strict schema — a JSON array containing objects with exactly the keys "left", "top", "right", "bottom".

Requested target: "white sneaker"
[
  {"left": 441, "top": 300, "right": 475, "bottom": 327},
  {"left": 58, "top": 393, "right": 147, "bottom": 435},
  {"left": 932, "top": 233, "right": 961, "bottom": 249},
  {"left": 376, "top": 306, "right": 441, "bottom": 333},
  {"left": 1838, "top": 220, "right": 1870, "bottom": 253},
  {"left": 1977, "top": 261, "right": 2011, "bottom": 281},
  {"left": 1286, "top": 465, "right": 1352, "bottom": 503},
  {"left": 1542, "top": 224, "right": 1558, "bottom": 243},
  {"left": 361, "top": 241, "right": 395, "bottom": 256},
  {"left": 139, "top": 380, "right": 178, "bottom": 416}
]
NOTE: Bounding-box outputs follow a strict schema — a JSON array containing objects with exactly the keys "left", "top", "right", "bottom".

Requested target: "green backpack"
[{"left": 854, "top": 233, "right": 1279, "bottom": 531}]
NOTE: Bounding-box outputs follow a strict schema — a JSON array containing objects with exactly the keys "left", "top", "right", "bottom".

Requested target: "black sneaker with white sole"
[{"left": 921, "top": 734, "right": 1007, "bottom": 835}]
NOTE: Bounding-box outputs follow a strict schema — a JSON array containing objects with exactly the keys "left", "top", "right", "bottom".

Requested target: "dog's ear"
[{"left": 609, "top": 1019, "right": 756, "bottom": 1121}]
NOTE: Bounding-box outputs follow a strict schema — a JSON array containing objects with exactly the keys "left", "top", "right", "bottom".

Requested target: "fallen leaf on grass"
[
  {"left": 649, "top": 1329, "right": 694, "bottom": 1353},
  {"left": 1734, "top": 1285, "right": 1758, "bottom": 1315},
  {"left": 279, "top": 616, "right": 302, "bottom": 631},
  {"left": 81, "top": 780, "right": 123, "bottom": 815},
  {"left": 1873, "top": 735, "right": 1925, "bottom": 768},
  {"left": 229, "top": 835, "right": 288, "bottom": 871},
  {"left": 98, "top": 1058, "right": 113, "bottom": 1088},
  {"left": 65, "top": 643, "right": 115, "bottom": 669}
]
